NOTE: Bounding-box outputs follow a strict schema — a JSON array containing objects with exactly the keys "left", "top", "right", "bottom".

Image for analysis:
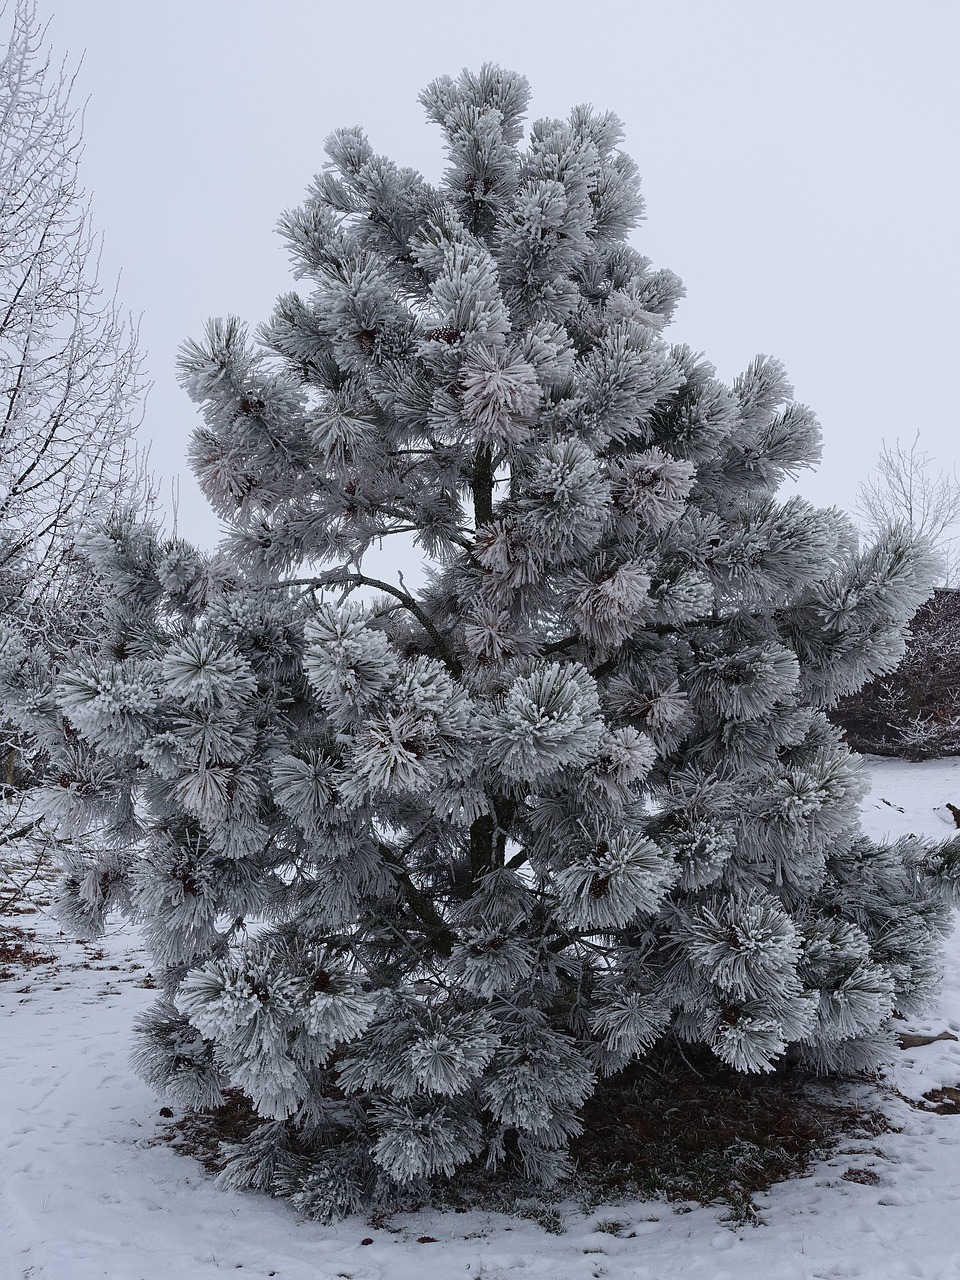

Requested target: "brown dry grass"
[
  {"left": 150, "top": 1042, "right": 894, "bottom": 1228},
  {"left": 570, "top": 1045, "right": 893, "bottom": 1223},
  {"left": 0, "top": 924, "right": 57, "bottom": 980},
  {"left": 150, "top": 1089, "right": 261, "bottom": 1173}
]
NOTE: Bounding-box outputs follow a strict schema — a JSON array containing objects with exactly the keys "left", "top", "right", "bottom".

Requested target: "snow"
[{"left": 4, "top": 756, "right": 960, "bottom": 1280}]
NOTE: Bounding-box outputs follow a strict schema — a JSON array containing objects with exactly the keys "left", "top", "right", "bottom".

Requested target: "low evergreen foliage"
[{"left": 8, "top": 65, "right": 959, "bottom": 1220}]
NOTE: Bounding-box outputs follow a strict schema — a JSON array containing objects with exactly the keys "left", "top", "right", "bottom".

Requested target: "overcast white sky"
[{"left": 42, "top": 0, "right": 960, "bottom": 548}]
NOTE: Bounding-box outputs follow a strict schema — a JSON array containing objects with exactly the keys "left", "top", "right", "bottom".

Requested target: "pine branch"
[
  {"left": 378, "top": 844, "right": 455, "bottom": 957},
  {"left": 0, "top": 817, "right": 43, "bottom": 848},
  {"left": 278, "top": 570, "right": 462, "bottom": 676}
]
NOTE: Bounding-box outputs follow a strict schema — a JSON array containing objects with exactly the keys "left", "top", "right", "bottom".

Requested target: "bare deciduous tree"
[
  {"left": 0, "top": 0, "right": 149, "bottom": 910},
  {"left": 0, "top": 0, "right": 147, "bottom": 602},
  {"left": 858, "top": 432, "right": 960, "bottom": 585}
]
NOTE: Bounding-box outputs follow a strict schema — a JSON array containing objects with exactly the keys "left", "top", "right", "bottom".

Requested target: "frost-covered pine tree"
[{"left": 36, "top": 67, "right": 960, "bottom": 1219}]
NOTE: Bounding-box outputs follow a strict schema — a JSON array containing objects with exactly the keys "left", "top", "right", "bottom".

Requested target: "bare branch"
[
  {"left": 857, "top": 431, "right": 960, "bottom": 585},
  {"left": 0, "top": 0, "right": 151, "bottom": 605}
]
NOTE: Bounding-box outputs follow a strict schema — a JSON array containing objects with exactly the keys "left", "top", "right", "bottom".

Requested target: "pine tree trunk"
[
  {"left": 469, "top": 798, "right": 514, "bottom": 885},
  {"left": 472, "top": 445, "right": 494, "bottom": 527}
]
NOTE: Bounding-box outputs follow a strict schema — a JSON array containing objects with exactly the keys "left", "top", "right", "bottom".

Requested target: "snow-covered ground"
[{"left": 4, "top": 756, "right": 960, "bottom": 1280}]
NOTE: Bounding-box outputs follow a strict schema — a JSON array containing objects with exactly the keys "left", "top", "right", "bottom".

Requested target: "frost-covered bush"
[{"left": 27, "top": 66, "right": 960, "bottom": 1219}]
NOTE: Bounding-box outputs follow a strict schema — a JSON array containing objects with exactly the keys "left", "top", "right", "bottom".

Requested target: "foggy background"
[{"left": 46, "top": 0, "right": 959, "bottom": 550}]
